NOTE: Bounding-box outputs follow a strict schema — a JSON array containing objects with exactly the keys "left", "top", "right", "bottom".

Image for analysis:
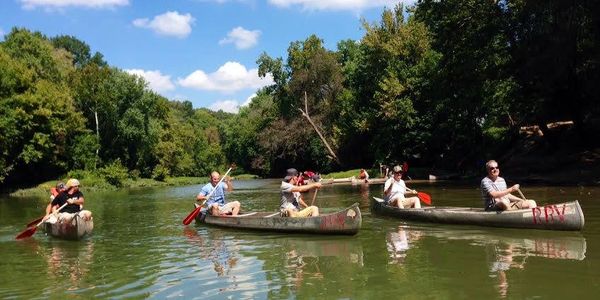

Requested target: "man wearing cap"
[
  {"left": 383, "top": 165, "right": 421, "bottom": 209},
  {"left": 47, "top": 178, "right": 93, "bottom": 223},
  {"left": 197, "top": 171, "right": 240, "bottom": 216},
  {"left": 280, "top": 168, "right": 321, "bottom": 217}
]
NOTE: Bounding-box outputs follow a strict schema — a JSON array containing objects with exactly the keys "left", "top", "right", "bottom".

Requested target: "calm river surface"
[{"left": 1, "top": 179, "right": 599, "bottom": 299}]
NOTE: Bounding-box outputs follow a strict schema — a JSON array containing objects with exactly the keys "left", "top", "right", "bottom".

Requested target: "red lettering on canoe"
[
  {"left": 532, "top": 207, "right": 542, "bottom": 224},
  {"left": 320, "top": 214, "right": 346, "bottom": 230},
  {"left": 533, "top": 204, "right": 566, "bottom": 224}
]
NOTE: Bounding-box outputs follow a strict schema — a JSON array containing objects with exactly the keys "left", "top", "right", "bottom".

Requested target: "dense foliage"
[
  {"left": 1, "top": 0, "right": 598, "bottom": 187},
  {"left": 230, "top": 1, "right": 599, "bottom": 175},
  {"left": 0, "top": 28, "right": 231, "bottom": 188}
]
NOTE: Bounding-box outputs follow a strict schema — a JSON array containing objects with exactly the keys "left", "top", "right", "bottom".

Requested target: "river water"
[{"left": 1, "top": 179, "right": 598, "bottom": 299}]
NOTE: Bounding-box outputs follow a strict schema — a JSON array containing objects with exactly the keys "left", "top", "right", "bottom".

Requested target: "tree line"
[
  {"left": 1, "top": 0, "right": 598, "bottom": 188},
  {"left": 0, "top": 28, "right": 231, "bottom": 188},
  {"left": 226, "top": 0, "right": 599, "bottom": 176}
]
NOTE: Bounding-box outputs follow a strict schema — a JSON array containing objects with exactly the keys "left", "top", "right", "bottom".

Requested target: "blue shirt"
[{"left": 199, "top": 182, "right": 228, "bottom": 207}]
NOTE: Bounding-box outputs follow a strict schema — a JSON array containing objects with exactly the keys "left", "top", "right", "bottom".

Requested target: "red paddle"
[
  {"left": 182, "top": 205, "right": 202, "bottom": 225},
  {"left": 417, "top": 192, "right": 432, "bottom": 205},
  {"left": 16, "top": 203, "right": 68, "bottom": 240},
  {"left": 183, "top": 165, "right": 235, "bottom": 225},
  {"left": 26, "top": 216, "right": 44, "bottom": 228}
]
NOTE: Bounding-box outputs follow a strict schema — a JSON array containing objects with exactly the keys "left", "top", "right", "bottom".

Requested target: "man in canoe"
[
  {"left": 280, "top": 168, "right": 321, "bottom": 217},
  {"left": 46, "top": 178, "right": 93, "bottom": 223},
  {"left": 197, "top": 171, "right": 240, "bottom": 216},
  {"left": 383, "top": 165, "right": 421, "bottom": 209},
  {"left": 481, "top": 160, "right": 537, "bottom": 211}
]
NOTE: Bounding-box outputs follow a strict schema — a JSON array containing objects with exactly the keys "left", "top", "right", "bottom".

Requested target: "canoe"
[
  {"left": 195, "top": 203, "right": 362, "bottom": 235},
  {"left": 371, "top": 197, "right": 584, "bottom": 231},
  {"left": 44, "top": 214, "right": 94, "bottom": 240},
  {"left": 309, "top": 177, "right": 387, "bottom": 185}
]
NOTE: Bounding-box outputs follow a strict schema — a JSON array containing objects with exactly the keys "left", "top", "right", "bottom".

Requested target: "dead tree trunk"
[{"left": 298, "top": 92, "right": 341, "bottom": 165}]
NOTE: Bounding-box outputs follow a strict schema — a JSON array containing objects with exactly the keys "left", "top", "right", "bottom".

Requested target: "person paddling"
[
  {"left": 197, "top": 171, "right": 240, "bottom": 216},
  {"left": 44, "top": 182, "right": 66, "bottom": 217},
  {"left": 46, "top": 178, "right": 92, "bottom": 223},
  {"left": 481, "top": 160, "right": 537, "bottom": 211},
  {"left": 383, "top": 165, "right": 421, "bottom": 209},
  {"left": 280, "top": 168, "right": 321, "bottom": 217}
]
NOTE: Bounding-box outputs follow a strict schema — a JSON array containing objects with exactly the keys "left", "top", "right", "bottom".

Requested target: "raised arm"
[{"left": 290, "top": 182, "right": 321, "bottom": 193}]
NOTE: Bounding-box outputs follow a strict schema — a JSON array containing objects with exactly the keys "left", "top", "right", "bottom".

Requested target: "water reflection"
[
  {"left": 43, "top": 240, "right": 95, "bottom": 291},
  {"left": 385, "top": 226, "right": 422, "bottom": 264},
  {"left": 426, "top": 228, "right": 586, "bottom": 298},
  {"left": 427, "top": 230, "right": 586, "bottom": 261},
  {"left": 181, "top": 227, "right": 364, "bottom": 299},
  {"left": 275, "top": 236, "right": 364, "bottom": 297},
  {"left": 487, "top": 242, "right": 526, "bottom": 298},
  {"left": 183, "top": 227, "right": 240, "bottom": 278}
]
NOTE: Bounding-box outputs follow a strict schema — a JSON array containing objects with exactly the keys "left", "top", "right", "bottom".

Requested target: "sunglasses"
[{"left": 488, "top": 166, "right": 499, "bottom": 171}]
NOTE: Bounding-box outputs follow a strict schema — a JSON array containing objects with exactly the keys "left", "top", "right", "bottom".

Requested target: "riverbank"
[{"left": 7, "top": 174, "right": 260, "bottom": 197}]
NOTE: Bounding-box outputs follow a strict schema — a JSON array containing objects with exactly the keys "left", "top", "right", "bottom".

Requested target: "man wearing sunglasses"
[{"left": 481, "top": 160, "right": 537, "bottom": 211}]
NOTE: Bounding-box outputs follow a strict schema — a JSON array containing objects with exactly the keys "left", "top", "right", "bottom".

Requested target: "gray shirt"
[
  {"left": 280, "top": 181, "right": 299, "bottom": 211},
  {"left": 481, "top": 176, "right": 507, "bottom": 210}
]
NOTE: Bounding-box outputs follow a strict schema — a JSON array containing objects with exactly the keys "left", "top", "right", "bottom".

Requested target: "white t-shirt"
[{"left": 384, "top": 178, "right": 407, "bottom": 201}]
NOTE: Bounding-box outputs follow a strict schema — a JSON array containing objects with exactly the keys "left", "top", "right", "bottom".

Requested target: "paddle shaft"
[
  {"left": 516, "top": 188, "right": 527, "bottom": 201},
  {"left": 310, "top": 189, "right": 319, "bottom": 206},
  {"left": 36, "top": 202, "right": 69, "bottom": 227}
]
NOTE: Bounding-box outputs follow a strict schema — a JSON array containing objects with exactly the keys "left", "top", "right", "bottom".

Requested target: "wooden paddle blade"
[
  {"left": 417, "top": 192, "right": 432, "bottom": 205},
  {"left": 403, "top": 162, "right": 409, "bottom": 173},
  {"left": 15, "top": 226, "right": 38, "bottom": 240},
  {"left": 26, "top": 216, "right": 44, "bottom": 228},
  {"left": 183, "top": 206, "right": 202, "bottom": 225}
]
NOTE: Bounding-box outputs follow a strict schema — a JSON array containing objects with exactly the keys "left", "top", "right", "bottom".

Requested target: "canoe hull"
[
  {"left": 44, "top": 214, "right": 94, "bottom": 240},
  {"left": 196, "top": 203, "right": 362, "bottom": 235},
  {"left": 371, "top": 197, "right": 584, "bottom": 231}
]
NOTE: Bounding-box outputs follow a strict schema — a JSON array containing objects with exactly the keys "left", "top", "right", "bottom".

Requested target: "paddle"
[
  {"left": 182, "top": 165, "right": 235, "bottom": 225},
  {"left": 310, "top": 189, "right": 319, "bottom": 206},
  {"left": 16, "top": 203, "right": 68, "bottom": 240},
  {"left": 516, "top": 188, "right": 527, "bottom": 201},
  {"left": 26, "top": 216, "right": 44, "bottom": 228},
  {"left": 416, "top": 191, "right": 432, "bottom": 205}
]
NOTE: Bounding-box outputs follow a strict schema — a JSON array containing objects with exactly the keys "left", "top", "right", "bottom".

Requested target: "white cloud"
[
  {"left": 209, "top": 100, "right": 240, "bottom": 113},
  {"left": 0, "top": 28, "right": 5, "bottom": 40},
  {"left": 268, "top": 0, "right": 407, "bottom": 11},
  {"left": 242, "top": 93, "right": 256, "bottom": 107},
  {"left": 219, "top": 27, "right": 261, "bottom": 50},
  {"left": 125, "top": 69, "right": 175, "bottom": 93},
  {"left": 133, "top": 11, "right": 195, "bottom": 38},
  {"left": 177, "top": 62, "right": 274, "bottom": 93},
  {"left": 20, "top": 0, "right": 128, "bottom": 9}
]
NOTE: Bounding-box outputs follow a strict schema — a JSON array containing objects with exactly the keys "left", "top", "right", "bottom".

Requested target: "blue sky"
[{"left": 0, "top": 0, "right": 412, "bottom": 113}]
